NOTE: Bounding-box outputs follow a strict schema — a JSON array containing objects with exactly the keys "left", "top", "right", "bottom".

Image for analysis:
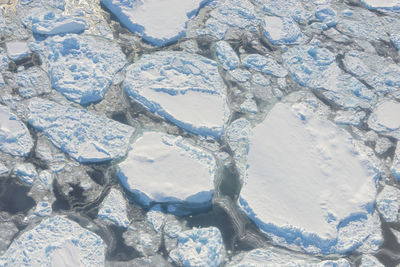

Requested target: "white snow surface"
[
  {"left": 98, "top": 188, "right": 130, "bottom": 228},
  {"left": 376, "top": 185, "right": 400, "bottom": 222},
  {"left": 239, "top": 102, "right": 379, "bottom": 254},
  {"left": 13, "top": 163, "right": 37, "bottom": 185},
  {"left": 118, "top": 132, "right": 216, "bottom": 215},
  {"left": 359, "top": 0, "right": 400, "bottom": 12},
  {"left": 360, "top": 254, "right": 384, "bottom": 267},
  {"left": 28, "top": 98, "right": 135, "bottom": 163},
  {"left": 100, "top": 0, "right": 209, "bottom": 46},
  {"left": 368, "top": 100, "right": 400, "bottom": 139},
  {"left": 215, "top": 41, "right": 239, "bottom": 70},
  {"left": 5, "top": 41, "right": 30, "bottom": 61},
  {"left": 0, "top": 105, "right": 33, "bottom": 157},
  {"left": 262, "top": 16, "right": 305, "bottom": 45},
  {"left": 123, "top": 51, "right": 229, "bottom": 138},
  {"left": 0, "top": 216, "right": 105, "bottom": 266}
]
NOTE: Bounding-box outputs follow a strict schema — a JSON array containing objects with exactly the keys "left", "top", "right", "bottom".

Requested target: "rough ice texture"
[
  {"left": 31, "top": 34, "right": 126, "bottom": 105},
  {"left": 215, "top": 41, "right": 239, "bottom": 70},
  {"left": 376, "top": 185, "right": 400, "bottom": 223},
  {"left": 31, "top": 11, "right": 86, "bottom": 36},
  {"left": 228, "top": 247, "right": 351, "bottom": 267},
  {"left": 170, "top": 227, "right": 224, "bottom": 267},
  {"left": 393, "top": 145, "right": 400, "bottom": 181},
  {"left": 0, "top": 105, "right": 33, "bottom": 157},
  {"left": 100, "top": 0, "right": 209, "bottom": 46},
  {"left": 5, "top": 41, "right": 30, "bottom": 61},
  {"left": 254, "top": 0, "right": 311, "bottom": 23},
  {"left": 0, "top": 216, "right": 105, "bottom": 266},
  {"left": 123, "top": 51, "right": 229, "bottom": 138},
  {"left": 242, "top": 54, "right": 288, "bottom": 78},
  {"left": 334, "top": 109, "right": 366, "bottom": 126},
  {"left": 239, "top": 102, "right": 379, "bottom": 254},
  {"left": 0, "top": 162, "right": 8, "bottom": 176},
  {"left": 359, "top": 0, "right": 400, "bottom": 12},
  {"left": 262, "top": 16, "right": 305, "bottom": 45},
  {"left": 118, "top": 132, "right": 216, "bottom": 216},
  {"left": 16, "top": 67, "right": 52, "bottom": 98},
  {"left": 34, "top": 201, "right": 52, "bottom": 217},
  {"left": 360, "top": 255, "right": 384, "bottom": 267},
  {"left": 98, "top": 188, "right": 130, "bottom": 228},
  {"left": 315, "top": 5, "right": 338, "bottom": 27},
  {"left": 13, "top": 163, "right": 37, "bottom": 185},
  {"left": 368, "top": 100, "right": 400, "bottom": 139},
  {"left": 28, "top": 98, "right": 135, "bottom": 163}
]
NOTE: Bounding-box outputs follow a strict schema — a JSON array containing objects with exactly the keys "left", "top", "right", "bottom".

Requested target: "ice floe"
[
  {"left": 123, "top": 51, "right": 229, "bottom": 138},
  {"left": 359, "top": 0, "right": 400, "bottom": 12},
  {"left": 376, "top": 185, "right": 400, "bottom": 223},
  {"left": 239, "top": 101, "right": 379, "bottom": 254},
  {"left": 31, "top": 34, "right": 126, "bottom": 105},
  {"left": 5, "top": 41, "right": 30, "bottom": 61},
  {"left": 215, "top": 41, "right": 239, "bottom": 71},
  {"left": 15, "top": 66, "right": 52, "bottom": 98},
  {"left": 262, "top": 16, "right": 305, "bottom": 45},
  {"left": 118, "top": 132, "right": 215, "bottom": 215},
  {"left": 393, "top": 144, "right": 400, "bottom": 181},
  {"left": 30, "top": 11, "right": 86, "bottom": 36},
  {"left": 28, "top": 98, "right": 135, "bottom": 163},
  {"left": 360, "top": 254, "right": 384, "bottom": 267},
  {"left": 0, "top": 216, "right": 105, "bottom": 266},
  {"left": 242, "top": 54, "right": 288, "bottom": 78},
  {"left": 368, "top": 100, "right": 400, "bottom": 139},
  {"left": 98, "top": 188, "right": 130, "bottom": 228},
  {"left": 13, "top": 163, "right": 37, "bottom": 185},
  {"left": 0, "top": 105, "right": 33, "bottom": 157}
]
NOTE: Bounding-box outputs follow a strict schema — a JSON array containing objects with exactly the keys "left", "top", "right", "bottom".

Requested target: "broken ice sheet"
[{"left": 98, "top": 188, "right": 130, "bottom": 228}]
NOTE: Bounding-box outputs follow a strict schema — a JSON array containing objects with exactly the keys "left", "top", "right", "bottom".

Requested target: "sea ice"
[
  {"left": 215, "top": 41, "right": 239, "bottom": 71},
  {"left": 0, "top": 162, "right": 8, "bottom": 176},
  {"left": 376, "top": 185, "right": 400, "bottom": 222},
  {"left": 368, "top": 100, "right": 400, "bottom": 139},
  {"left": 0, "top": 105, "right": 33, "bottom": 157},
  {"left": 242, "top": 54, "right": 288, "bottom": 78},
  {"left": 100, "top": 0, "right": 209, "bottom": 46},
  {"left": 31, "top": 11, "right": 86, "bottom": 36},
  {"left": 375, "top": 137, "right": 392, "bottom": 155},
  {"left": 0, "top": 220, "right": 18, "bottom": 254},
  {"left": 31, "top": 34, "right": 126, "bottom": 105},
  {"left": 239, "top": 101, "right": 379, "bottom": 254},
  {"left": 393, "top": 144, "right": 400, "bottom": 181},
  {"left": 315, "top": 5, "right": 338, "bottom": 27},
  {"left": 334, "top": 109, "right": 366, "bottom": 126},
  {"left": 169, "top": 227, "right": 225, "bottom": 267},
  {"left": 16, "top": 67, "right": 52, "bottom": 98},
  {"left": 254, "top": 0, "right": 311, "bottom": 23},
  {"left": 262, "top": 16, "right": 305, "bottom": 45},
  {"left": 33, "top": 201, "right": 52, "bottom": 217},
  {"left": 5, "top": 41, "right": 30, "bottom": 61},
  {"left": 123, "top": 51, "right": 229, "bottom": 138},
  {"left": 0, "top": 216, "right": 105, "bottom": 266},
  {"left": 118, "top": 132, "right": 216, "bottom": 215},
  {"left": 98, "top": 188, "right": 130, "bottom": 228},
  {"left": 28, "top": 98, "right": 135, "bottom": 163},
  {"left": 360, "top": 254, "right": 384, "bottom": 267},
  {"left": 359, "top": 0, "right": 400, "bottom": 12},
  {"left": 13, "top": 163, "right": 37, "bottom": 185}
]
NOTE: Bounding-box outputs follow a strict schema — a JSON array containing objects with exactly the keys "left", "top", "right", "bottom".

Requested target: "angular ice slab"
[
  {"left": 359, "top": 0, "right": 400, "bottom": 12},
  {"left": 31, "top": 12, "right": 86, "bottom": 36},
  {"left": 215, "top": 41, "right": 239, "bottom": 71},
  {"left": 123, "top": 52, "right": 229, "bottom": 138},
  {"left": 0, "top": 105, "right": 33, "bottom": 157},
  {"left": 169, "top": 227, "right": 224, "bottom": 267},
  {"left": 98, "top": 188, "right": 130, "bottom": 228},
  {"left": 360, "top": 255, "right": 384, "bottom": 267},
  {"left": 31, "top": 34, "right": 126, "bottom": 105},
  {"left": 100, "top": 0, "right": 209, "bottom": 46},
  {"left": 118, "top": 132, "right": 216, "bottom": 215},
  {"left": 376, "top": 185, "right": 400, "bottom": 223},
  {"left": 0, "top": 216, "right": 105, "bottom": 266},
  {"left": 262, "top": 16, "right": 305, "bottom": 45},
  {"left": 28, "top": 98, "right": 135, "bottom": 163},
  {"left": 16, "top": 66, "right": 52, "bottom": 98},
  {"left": 13, "top": 163, "right": 37, "bottom": 185},
  {"left": 242, "top": 54, "right": 288, "bottom": 77},
  {"left": 368, "top": 100, "right": 400, "bottom": 139},
  {"left": 5, "top": 41, "right": 30, "bottom": 61},
  {"left": 239, "top": 102, "right": 379, "bottom": 254}
]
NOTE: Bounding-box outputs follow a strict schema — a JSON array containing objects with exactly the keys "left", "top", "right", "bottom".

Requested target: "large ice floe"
[
  {"left": 262, "top": 16, "right": 306, "bottom": 45},
  {"left": 0, "top": 216, "right": 105, "bottom": 266},
  {"left": 100, "top": 0, "right": 210, "bottom": 46},
  {"left": 238, "top": 99, "right": 380, "bottom": 254},
  {"left": 118, "top": 132, "right": 216, "bottom": 215},
  {"left": 28, "top": 98, "right": 135, "bottom": 163},
  {"left": 123, "top": 51, "right": 229, "bottom": 138},
  {"left": 30, "top": 34, "right": 126, "bottom": 105},
  {"left": 0, "top": 105, "right": 33, "bottom": 157},
  {"left": 368, "top": 100, "right": 400, "bottom": 139}
]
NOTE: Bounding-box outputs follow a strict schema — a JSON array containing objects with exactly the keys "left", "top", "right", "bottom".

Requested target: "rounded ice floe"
[
  {"left": 28, "top": 98, "right": 135, "bottom": 163},
  {"left": 118, "top": 132, "right": 216, "bottom": 215},
  {"left": 242, "top": 54, "right": 288, "bottom": 78},
  {"left": 0, "top": 105, "right": 33, "bottom": 157},
  {"left": 13, "top": 163, "right": 37, "bottom": 185},
  {"left": 100, "top": 0, "right": 209, "bottom": 47},
  {"left": 376, "top": 185, "right": 400, "bottom": 222},
  {"left": 98, "top": 188, "right": 130, "bottom": 228},
  {"left": 123, "top": 51, "right": 229, "bottom": 138},
  {"left": 315, "top": 5, "right": 338, "bottom": 27},
  {"left": 262, "top": 16, "right": 305, "bottom": 45},
  {"left": 239, "top": 102, "right": 379, "bottom": 254},
  {"left": 169, "top": 227, "right": 224, "bottom": 267},
  {"left": 31, "top": 34, "right": 126, "bottom": 105},
  {"left": 215, "top": 41, "right": 239, "bottom": 71},
  {"left": 5, "top": 41, "right": 30, "bottom": 61},
  {"left": 368, "top": 100, "right": 400, "bottom": 139},
  {"left": 359, "top": 0, "right": 400, "bottom": 12},
  {"left": 0, "top": 216, "right": 105, "bottom": 266}
]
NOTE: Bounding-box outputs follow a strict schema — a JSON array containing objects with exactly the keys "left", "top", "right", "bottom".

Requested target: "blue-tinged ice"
[
  {"left": 35, "top": 170, "right": 54, "bottom": 191},
  {"left": 13, "top": 163, "right": 37, "bottom": 185},
  {"left": 118, "top": 132, "right": 216, "bottom": 216},
  {"left": 16, "top": 67, "right": 52, "bottom": 98},
  {"left": 31, "top": 34, "right": 126, "bottom": 105},
  {"left": 0, "top": 105, "right": 33, "bottom": 157},
  {"left": 98, "top": 188, "right": 130, "bottom": 228},
  {"left": 100, "top": 0, "right": 210, "bottom": 47},
  {"left": 393, "top": 145, "right": 400, "bottom": 181},
  {"left": 123, "top": 51, "right": 229, "bottom": 138},
  {"left": 169, "top": 227, "right": 225, "bottom": 267},
  {"left": 5, "top": 41, "right": 30, "bottom": 61},
  {"left": 360, "top": 255, "right": 384, "bottom": 267},
  {"left": 390, "top": 33, "right": 400, "bottom": 50},
  {"left": 254, "top": 0, "right": 312, "bottom": 23},
  {"left": 376, "top": 185, "right": 400, "bottom": 222},
  {"left": 215, "top": 41, "right": 239, "bottom": 71},
  {"left": 34, "top": 201, "right": 52, "bottom": 217},
  {"left": 315, "top": 5, "right": 338, "bottom": 27},
  {"left": 334, "top": 109, "right": 366, "bottom": 126},
  {"left": 0, "top": 162, "right": 8, "bottom": 176},
  {"left": 0, "top": 216, "right": 105, "bottom": 266},
  {"left": 242, "top": 54, "right": 288, "bottom": 78},
  {"left": 19, "top": 0, "right": 66, "bottom": 11},
  {"left": 28, "top": 98, "right": 135, "bottom": 163},
  {"left": 262, "top": 16, "right": 306, "bottom": 45},
  {"left": 359, "top": 0, "right": 400, "bottom": 12},
  {"left": 368, "top": 100, "right": 400, "bottom": 139}
]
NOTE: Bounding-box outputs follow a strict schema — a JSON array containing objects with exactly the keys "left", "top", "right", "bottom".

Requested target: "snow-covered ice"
[
  {"left": 169, "top": 227, "right": 225, "bottom": 267},
  {"left": 0, "top": 105, "right": 33, "bottom": 157},
  {"left": 393, "top": 144, "right": 400, "bottom": 181},
  {"left": 16, "top": 67, "right": 52, "bottom": 98},
  {"left": 334, "top": 109, "right": 366, "bottom": 126},
  {"left": 118, "top": 132, "right": 216, "bottom": 215},
  {"left": 315, "top": 5, "right": 338, "bottom": 27},
  {"left": 368, "top": 100, "right": 400, "bottom": 139},
  {"left": 376, "top": 185, "right": 400, "bottom": 222},
  {"left": 28, "top": 98, "right": 135, "bottom": 163},
  {"left": 31, "top": 12, "right": 86, "bottom": 36},
  {"left": 98, "top": 188, "right": 130, "bottom": 228},
  {"left": 375, "top": 137, "right": 392, "bottom": 155},
  {"left": 254, "top": 0, "right": 311, "bottom": 23},
  {"left": 359, "top": 0, "right": 400, "bottom": 12},
  {"left": 13, "top": 163, "right": 37, "bottom": 185},
  {"left": 239, "top": 101, "right": 379, "bottom": 254},
  {"left": 0, "top": 162, "right": 8, "bottom": 176},
  {"left": 360, "top": 254, "right": 384, "bottom": 267},
  {"left": 0, "top": 220, "right": 18, "bottom": 254},
  {"left": 5, "top": 41, "right": 30, "bottom": 61},
  {"left": 0, "top": 216, "right": 105, "bottom": 266},
  {"left": 123, "top": 51, "right": 229, "bottom": 138},
  {"left": 242, "top": 54, "right": 288, "bottom": 78},
  {"left": 262, "top": 16, "right": 305, "bottom": 45},
  {"left": 100, "top": 0, "right": 209, "bottom": 46},
  {"left": 31, "top": 34, "right": 126, "bottom": 105},
  {"left": 34, "top": 201, "right": 52, "bottom": 217},
  {"left": 215, "top": 41, "right": 239, "bottom": 71}
]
